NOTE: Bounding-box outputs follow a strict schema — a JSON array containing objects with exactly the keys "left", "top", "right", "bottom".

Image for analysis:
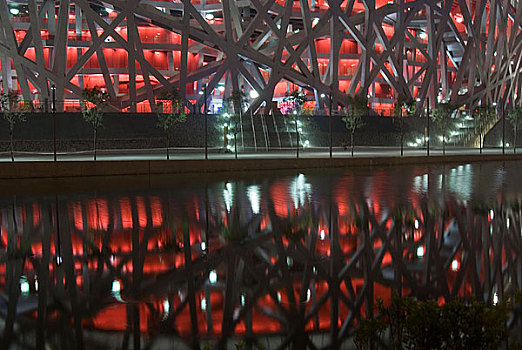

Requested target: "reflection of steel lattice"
[
  {"left": 0, "top": 195, "right": 520, "bottom": 349},
  {"left": 1, "top": 0, "right": 520, "bottom": 114}
]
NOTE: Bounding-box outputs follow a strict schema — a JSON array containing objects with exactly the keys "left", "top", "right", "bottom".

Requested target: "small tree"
[
  {"left": 223, "top": 90, "right": 247, "bottom": 155},
  {"left": 81, "top": 87, "right": 109, "bottom": 160},
  {"left": 431, "top": 102, "right": 457, "bottom": 155},
  {"left": 507, "top": 106, "right": 522, "bottom": 153},
  {"left": 347, "top": 94, "right": 369, "bottom": 118},
  {"left": 394, "top": 96, "right": 416, "bottom": 156},
  {"left": 474, "top": 105, "right": 495, "bottom": 153},
  {"left": 282, "top": 90, "right": 307, "bottom": 157},
  {"left": 156, "top": 88, "right": 186, "bottom": 160},
  {"left": 1, "top": 90, "right": 26, "bottom": 162},
  {"left": 342, "top": 113, "right": 365, "bottom": 157}
]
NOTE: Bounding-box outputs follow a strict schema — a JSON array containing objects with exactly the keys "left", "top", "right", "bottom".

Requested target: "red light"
[{"left": 455, "top": 14, "right": 464, "bottom": 23}]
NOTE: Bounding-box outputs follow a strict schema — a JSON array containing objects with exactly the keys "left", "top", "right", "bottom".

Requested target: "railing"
[{"left": 0, "top": 110, "right": 519, "bottom": 161}]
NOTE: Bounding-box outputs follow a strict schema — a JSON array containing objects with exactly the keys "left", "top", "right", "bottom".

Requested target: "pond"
[{"left": 0, "top": 161, "right": 521, "bottom": 349}]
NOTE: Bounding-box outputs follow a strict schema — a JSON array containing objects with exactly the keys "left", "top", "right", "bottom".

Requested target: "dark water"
[{"left": 0, "top": 161, "right": 521, "bottom": 349}]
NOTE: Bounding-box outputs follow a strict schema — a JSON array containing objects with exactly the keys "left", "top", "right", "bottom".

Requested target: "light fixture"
[
  {"left": 10, "top": 8, "right": 19, "bottom": 15},
  {"left": 205, "top": 13, "right": 214, "bottom": 20},
  {"left": 209, "top": 270, "right": 217, "bottom": 284},
  {"left": 106, "top": 8, "right": 114, "bottom": 14},
  {"left": 249, "top": 90, "right": 259, "bottom": 98},
  {"left": 455, "top": 14, "right": 464, "bottom": 23},
  {"left": 419, "top": 31, "right": 427, "bottom": 39}
]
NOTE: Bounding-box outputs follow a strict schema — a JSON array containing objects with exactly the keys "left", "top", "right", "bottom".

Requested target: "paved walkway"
[{"left": 0, "top": 146, "right": 517, "bottom": 162}]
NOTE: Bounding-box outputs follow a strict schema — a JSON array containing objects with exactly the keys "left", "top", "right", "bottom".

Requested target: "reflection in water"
[{"left": 0, "top": 162, "right": 521, "bottom": 349}]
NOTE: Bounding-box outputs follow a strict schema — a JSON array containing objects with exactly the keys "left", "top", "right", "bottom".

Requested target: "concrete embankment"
[{"left": 0, "top": 153, "right": 521, "bottom": 180}]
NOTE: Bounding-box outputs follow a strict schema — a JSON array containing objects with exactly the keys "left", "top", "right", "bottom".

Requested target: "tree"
[
  {"left": 342, "top": 113, "right": 365, "bottom": 157},
  {"left": 394, "top": 96, "right": 416, "bottom": 156},
  {"left": 156, "top": 88, "right": 187, "bottom": 160},
  {"left": 0, "top": 90, "right": 26, "bottom": 162},
  {"left": 507, "top": 106, "right": 522, "bottom": 153},
  {"left": 431, "top": 102, "right": 457, "bottom": 155},
  {"left": 282, "top": 90, "right": 308, "bottom": 157},
  {"left": 81, "top": 87, "right": 109, "bottom": 160},
  {"left": 474, "top": 105, "right": 495, "bottom": 153},
  {"left": 223, "top": 90, "right": 247, "bottom": 156},
  {"left": 347, "top": 94, "right": 369, "bottom": 118}
]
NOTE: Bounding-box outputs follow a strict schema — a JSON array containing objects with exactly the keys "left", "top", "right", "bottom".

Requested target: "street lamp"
[
  {"left": 51, "top": 84, "right": 56, "bottom": 161},
  {"left": 426, "top": 98, "right": 430, "bottom": 156},
  {"left": 200, "top": 85, "right": 208, "bottom": 159},
  {"left": 294, "top": 110, "right": 299, "bottom": 158}
]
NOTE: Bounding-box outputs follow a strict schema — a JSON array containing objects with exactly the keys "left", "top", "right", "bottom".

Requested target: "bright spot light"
[
  {"left": 225, "top": 182, "right": 232, "bottom": 191},
  {"left": 112, "top": 280, "right": 121, "bottom": 293},
  {"left": 451, "top": 259, "right": 459, "bottom": 271},
  {"left": 218, "top": 85, "right": 225, "bottom": 92},
  {"left": 10, "top": 8, "right": 19, "bottom": 15},
  {"left": 414, "top": 219, "right": 419, "bottom": 229},
  {"left": 201, "top": 241, "right": 206, "bottom": 251},
  {"left": 320, "top": 229, "right": 326, "bottom": 240},
  {"left": 416, "top": 246, "right": 425, "bottom": 257},
  {"left": 106, "top": 7, "right": 114, "bottom": 13},
  {"left": 490, "top": 209, "right": 494, "bottom": 220},
  {"left": 241, "top": 294, "right": 246, "bottom": 306},
  {"left": 205, "top": 13, "right": 214, "bottom": 20},
  {"left": 306, "top": 289, "right": 311, "bottom": 302},
  {"left": 198, "top": 90, "right": 204, "bottom": 95},
  {"left": 20, "top": 277, "right": 30, "bottom": 295},
  {"left": 224, "top": 123, "right": 228, "bottom": 127},
  {"left": 493, "top": 292, "right": 499, "bottom": 305},
  {"left": 162, "top": 299, "right": 170, "bottom": 319},
  {"left": 320, "top": 93, "right": 326, "bottom": 98},
  {"left": 419, "top": 31, "right": 427, "bottom": 39},
  {"left": 209, "top": 270, "right": 218, "bottom": 284},
  {"left": 247, "top": 185, "right": 261, "bottom": 214},
  {"left": 201, "top": 298, "right": 207, "bottom": 310},
  {"left": 249, "top": 90, "right": 259, "bottom": 99}
]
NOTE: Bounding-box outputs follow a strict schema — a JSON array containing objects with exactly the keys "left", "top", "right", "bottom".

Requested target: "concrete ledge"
[{"left": 0, "top": 154, "right": 521, "bottom": 179}]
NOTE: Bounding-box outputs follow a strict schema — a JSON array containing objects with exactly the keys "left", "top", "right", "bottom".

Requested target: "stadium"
[{"left": 1, "top": 0, "right": 519, "bottom": 116}]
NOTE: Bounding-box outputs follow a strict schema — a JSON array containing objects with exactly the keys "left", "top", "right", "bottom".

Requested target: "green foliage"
[
  {"left": 507, "top": 107, "right": 522, "bottom": 129},
  {"left": 81, "top": 87, "right": 109, "bottom": 129},
  {"left": 431, "top": 103, "right": 458, "bottom": 138},
  {"left": 342, "top": 114, "right": 365, "bottom": 135},
  {"left": 394, "top": 95, "right": 416, "bottom": 117},
  {"left": 347, "top": 94, "right": 369, "bottom": 117},
  {"left": 1, "top": 90, "right": 26, "bottom": 132},
  {"left": 282, "top": 90, "right": 307, "bottom": 115},
  {"left": 355, "top": 295, "right": 510, "bottom": 350},
  {"left": 156, "top": 88, "right": 187, "bottom": 132},
  {"left": 508, "top": 107, "right": 522, "bottom": 149}
]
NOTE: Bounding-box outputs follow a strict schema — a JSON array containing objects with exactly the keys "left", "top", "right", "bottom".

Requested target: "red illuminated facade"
[{"left": 1, "top": 0, "right": 520, "bottom": 115}]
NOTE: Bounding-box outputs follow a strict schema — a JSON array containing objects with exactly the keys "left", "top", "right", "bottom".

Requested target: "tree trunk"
[
  {"left": 480, "top": 133, "right": 483, "bottom": 154},
  {"left": 93, "top": 127, "right": 97, "bottom": 161},
  {"left": 166, "top": 132, "right": 170, "bottom": 160},
  {"left": 9, "top": 130, "right": 14, "bottom": 162},
  {"left": 515, "top": 126, "right": 517, "bottom": 153},
  {"left": 351, "top": 132, "right": 354, "bottom": 157},
  {"left": 400, "top": 115, "right": 404, "bottom": 156}
]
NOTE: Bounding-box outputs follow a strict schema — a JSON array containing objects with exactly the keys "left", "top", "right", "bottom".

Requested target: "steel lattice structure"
[{"left": 0, "top": 0, "right": 521, "bottom": 114}]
